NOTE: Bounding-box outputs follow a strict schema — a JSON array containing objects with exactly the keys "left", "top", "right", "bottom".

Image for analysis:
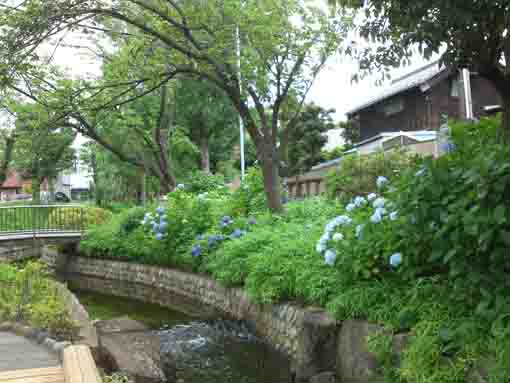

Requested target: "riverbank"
[{"left": 43, "top": 251, "right": 337, "bottom": 382}]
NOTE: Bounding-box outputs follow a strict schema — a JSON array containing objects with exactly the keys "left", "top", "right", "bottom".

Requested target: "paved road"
[{"left": 0, "top": 332, "right": 60, "bottom": 372}]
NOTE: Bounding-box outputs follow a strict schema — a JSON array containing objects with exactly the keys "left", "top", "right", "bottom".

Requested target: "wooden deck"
[
  {"left": 0, "top": 332, "right": 100, "bottom": 383},
  {"left": 0, "top": 367, "right": 65, "bottom": 383}
]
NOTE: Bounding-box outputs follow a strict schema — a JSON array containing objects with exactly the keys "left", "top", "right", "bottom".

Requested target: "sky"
[{"left": 3, "top": 0, "right": 439, "bottom": 125}]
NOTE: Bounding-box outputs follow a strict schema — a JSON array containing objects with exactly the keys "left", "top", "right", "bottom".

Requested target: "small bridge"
[{"left": 0, "top": 205, "right": 86, "bottom": 262}]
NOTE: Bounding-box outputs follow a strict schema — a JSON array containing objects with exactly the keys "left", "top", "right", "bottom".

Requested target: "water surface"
[{"left": 72, "top": 289, "right": 292, "bottom": 383}]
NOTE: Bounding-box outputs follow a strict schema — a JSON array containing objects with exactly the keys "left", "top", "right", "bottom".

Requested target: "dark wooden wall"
[{"left": 354, "top": 73, "right": 503, "bottom": 142}]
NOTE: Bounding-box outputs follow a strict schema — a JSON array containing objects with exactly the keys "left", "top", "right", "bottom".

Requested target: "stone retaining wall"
[{"left": 43, "top": 252, "right": 338, "bottom": 382}]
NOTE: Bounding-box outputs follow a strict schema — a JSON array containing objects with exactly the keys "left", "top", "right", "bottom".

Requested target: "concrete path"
[{"left": 0, "top": 332, "right": 60, "bottom": 372}]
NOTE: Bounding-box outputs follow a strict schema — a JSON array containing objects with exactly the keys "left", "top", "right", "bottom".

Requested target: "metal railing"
[{"left": 0, "top": 205, "right": 86, "bottom": 236}]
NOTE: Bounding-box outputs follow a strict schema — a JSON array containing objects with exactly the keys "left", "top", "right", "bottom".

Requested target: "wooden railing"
[
  {"left": 285, "top": 176, "right": 325, "bottom": 200},
  {"left": 0, "top": 205, "right": 86, "bottom": 236}
]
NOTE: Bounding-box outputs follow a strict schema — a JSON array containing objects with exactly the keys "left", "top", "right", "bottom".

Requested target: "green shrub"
[
  {"left": 80, "top": 209, "right": 165, "bottom": 263},
  {"left": 229, "top": 167, "right": 267, "bottom": 216},
  {"left": 325, "top": 150, "right": 418, "bottom": 201},
  {"left": 450, "top": 116, "right": 499, "bottom": 158},
  {"left": 48, "top": 206, "right": 112, "bottom": 229},
  {"left": 118, "top": 206, "right": 146, "bottom": 236},
  {"left": 103, "top": 374, "right": 133, "bottom": 383},
  {"left": 0, "top": 262, "right": 76, "bottom": 338},
  {"left": 184, "top": 171, "right": 228, "bottom": 195},
  {"left": 393, "top": 145, "right": 510, "bottom": 319}
]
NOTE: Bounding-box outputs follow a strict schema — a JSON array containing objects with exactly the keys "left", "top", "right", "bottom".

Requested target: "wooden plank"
[
  {"left": 0, "top": 367, "right": 64, "bottom": 383},
  {"left": 1, "top": 376, "right": 65, "bottom": 383},
  {"left": 63, "top": 345, "right": 101, "bottom": 383},
  {"left": 0, "top": 367, "right": 62, "bottom": 380}
]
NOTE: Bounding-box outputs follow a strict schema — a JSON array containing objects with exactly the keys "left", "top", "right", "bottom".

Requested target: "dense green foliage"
[
  {"left": 47, "top": 207, "right": 113, "bottom": 230},
  {"left": 284, "top": 104, "right": 336, "bottom": 176},
  {"left": 0, "top": 262, "right": 76, "bottom": 338},
  {"left": 325, "top": 149, "right": 418, "bottom": 200},
  {"left": 80, "top": 118, "right": 510, "bottom": 382}
]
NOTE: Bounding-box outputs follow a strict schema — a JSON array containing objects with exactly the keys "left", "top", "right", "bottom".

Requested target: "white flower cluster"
[{"left": 316, "top": 215, "right": 353, "bottom": 265}]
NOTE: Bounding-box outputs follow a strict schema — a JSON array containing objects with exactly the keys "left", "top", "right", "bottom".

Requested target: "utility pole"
[{"left": 236, "top": 23, "right": 245, "bottom": 180}]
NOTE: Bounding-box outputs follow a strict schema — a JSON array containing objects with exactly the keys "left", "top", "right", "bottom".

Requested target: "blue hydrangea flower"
[
  {"left": 316, "top": 242, "right": 327, "bottom": 253},
  {"left": 248, "top": 217, "right": 257, "bottom": 225},
  {"left": 390, "top": 253, "right": 403, "bottom": 268},
  {"left": 196, "top": 234, "right": 205, "bottom": 241},
  {"left": 333, "top": 233, "right": 344, "bottom": 242},
  {"left": 376, "top": 176, "right": 389, "bottom": 189},
  {"left": 367, "top": 193, "right": 377, "bottom": 201},
  {"left": 370, "top": 210, "right": 384, "bottom": 224},
  {"left": 208, "top": 235, "right": 225, "bottom": 247},
  {"left": 346, "top": 203, "right": 356, "bottom": 212},
  {"left": 230, "top": 229, "right": 246, "bottom": 239},
  {"left": 220, "top": 216, "right": 234, "bottom": 228},
  {"left": 159, "top": 221, "right": 168, "bottom": 231},
  {"left": 156, "top": 206, "right": 165, "bottom": 215},
  {"left": 155, "top": 232, "right": 164, "bottom": 241},
  {"left": 319, "top": 233, "right": 330, "bottom": 244},
  {"left": 177, "top": 183, "right": 185, "bottom": 189},
  {"left": 415, "top": 166, "right": 427, "bottom": 177},
  {"left": 324, "top": 249, "right": 337, "bottom": 266},
  {"left": 353, "top": 196, "right": 367, "bottom": 207},
  {"left": 334, "top": 215, "right": 352, "bottom": 226},
  {"left": 191, "top": 244, "right": 202, "bottom": 257},
  {"left": 355, "top": 224, "right": 364, "bottom": 239},
  {"left": 372, "top": 197, "right": 386, "bottom": 209},
  {"left": 389, "top": 211, "right": 398, "bottom": 221},
  {"left": 325, "top": 221, "right": 337, "bottom": 233}
]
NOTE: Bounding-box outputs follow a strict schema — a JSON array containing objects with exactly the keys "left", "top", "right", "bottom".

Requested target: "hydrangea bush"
[{"left": 316, "top": 176, "right": 402, "bottom": 280}]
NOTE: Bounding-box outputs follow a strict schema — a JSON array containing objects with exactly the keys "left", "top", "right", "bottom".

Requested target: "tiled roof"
[
  {"left": 1, "top": 171, "right": 23, "bottom": 189},
  {"left": 347, "top": 61, "right": 447, "bottom": 115}
]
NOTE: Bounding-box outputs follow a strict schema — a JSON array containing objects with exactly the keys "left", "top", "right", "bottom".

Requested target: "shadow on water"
[{"left": 72, "top": 289, "right": 292, "bottom": 383}]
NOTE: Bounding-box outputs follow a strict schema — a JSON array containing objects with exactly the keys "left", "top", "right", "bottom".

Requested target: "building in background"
[{"left": 346, "top": 61, "right": 502, "bottom": 143}]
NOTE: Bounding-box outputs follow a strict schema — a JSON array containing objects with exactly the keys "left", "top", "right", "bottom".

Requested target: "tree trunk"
[
  {"left": 260, "top": 147, "right": 283, "bottom": 213},
  {"left": 48, "top": 177, "right": 55, "bottom": 202},
  {"left": 279, "top": 126, "right": 290, "bottom": 177},
  {"left": 200, "top": 133, "right": 211, "bottom": 173},
  {"left": 32, "top": 177, "right": 41, "bottom": 204},
  {"left": 0, "top": 136, "right": 15, "bottom": 185}
]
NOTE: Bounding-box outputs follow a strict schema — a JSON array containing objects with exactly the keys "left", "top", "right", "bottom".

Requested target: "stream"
[{"left": 73, "top": 289, "right": 292, "bottom": 383}]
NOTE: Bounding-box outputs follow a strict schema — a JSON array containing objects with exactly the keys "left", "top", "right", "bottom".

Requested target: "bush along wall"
[{"left": 80, "top": 119, "right": 510, "bottom": 383}]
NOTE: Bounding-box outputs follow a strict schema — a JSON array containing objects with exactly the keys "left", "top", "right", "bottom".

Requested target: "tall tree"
[
  {"left": 285, "top": 103, "right": 335, "bottom": 176},
  {"left": 0, "top": 0, "right": 347, "bottom": 212},
  {"left": 335, "top": 0, "right": 510, "bottom": 141},
  {"left": 11, "top": 103, "right": 75, "bottom": 203},
  {"left": 175, "top": 78, "right": 238, "bottom": 174}
]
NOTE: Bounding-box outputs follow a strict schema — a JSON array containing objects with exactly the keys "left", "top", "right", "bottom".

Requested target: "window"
[
  {"left": 382, "top": 98, "right": 404, "bottom": 116},
  {"left": 450, "top": 78, "right": 461, "bottom": 97}
]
